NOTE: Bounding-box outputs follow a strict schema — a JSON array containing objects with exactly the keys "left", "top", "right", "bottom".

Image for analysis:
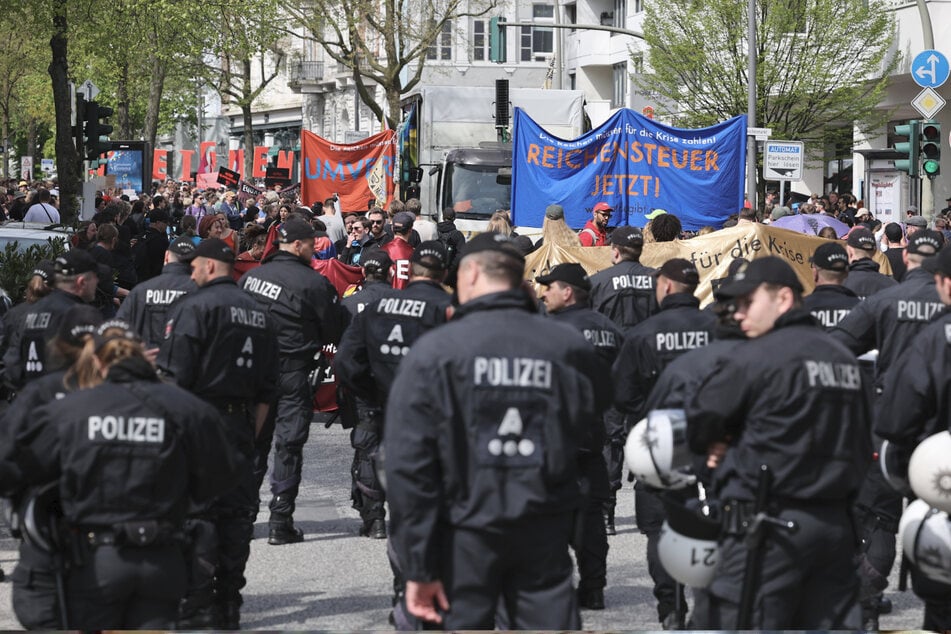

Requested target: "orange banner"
[{"left": 300, "top": 129, "right": 396, "bottom": 212}]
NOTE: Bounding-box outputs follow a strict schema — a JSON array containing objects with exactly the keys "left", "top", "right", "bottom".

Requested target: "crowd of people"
[{"left": 1, "top": 176, "right": 951, "bottom": 632}]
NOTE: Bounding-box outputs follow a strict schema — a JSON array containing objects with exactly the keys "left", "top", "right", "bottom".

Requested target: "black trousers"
[
  {"left": 267, "top": 369, "right": 314, "bottom": 522},
  {"left": 66, "top": 543, "right": 187, "bottom": 629},
  {"left": 11, "top": 541, "right": 62, "bottom": 629},
  {"left": 635, "top": 486, "right": 686, "bottom": 622},
  {"left": 351, "top": 402, "right": 385, "bottom": 522},
  {"left": 572, "top": 452, "right": 610, "bottom": 591},
  {"left": 602, "top": 408, "right": 626, "bottom": 499},
  {"left": 438, "top": 515, "right": 580, "bottom": 630},
  {"left": 696, "top": 504, "right": 860, "bottom": 630}
]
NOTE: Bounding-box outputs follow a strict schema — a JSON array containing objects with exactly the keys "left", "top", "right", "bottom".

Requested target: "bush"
[{"left": 0, "top": 238, "right": 69, "bottom": 306}]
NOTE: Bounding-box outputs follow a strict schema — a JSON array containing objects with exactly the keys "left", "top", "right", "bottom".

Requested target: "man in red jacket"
[
  {"left": 580, "top": 202, "right": 612, "bottom": 246},
  {"left": 382, "top": 212, "right": 416, "bottom": 289}
]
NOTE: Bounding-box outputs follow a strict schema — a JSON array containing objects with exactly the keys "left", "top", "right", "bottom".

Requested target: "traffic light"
[
  {"left": 489, "top": 16, "right": 507, "bottom": 63},
  {"left": 893, "top": 120, "right": 919, "bottom": 177},
  {"left": 921, "top": 120, "right": 941, "bottom": 178},
  {"left": 84, "top": 100, "right": 113, "bottom": 162}
]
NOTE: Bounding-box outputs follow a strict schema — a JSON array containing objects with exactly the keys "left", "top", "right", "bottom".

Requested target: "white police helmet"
[
  {"left": 899, "top": 499, "right": 951, "bottom": 585},
  {"left": 909, "top": 431, "right": 951, "bottom": 513},
  {"left": 879, "top": 440, "right": 913, "bottom": 498},
  {"left": 657, "top": 496, "right": 720, "bottom": 588},
  {"left": 624, "top": 409, "right": 695, "bottom": 490}
]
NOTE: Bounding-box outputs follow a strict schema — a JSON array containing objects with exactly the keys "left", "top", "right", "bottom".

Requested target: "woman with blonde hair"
[
  {"left": 9, "top": 320, "right": 239, "bottom": 629},
  {"left": 486, "top": 210, "right": 516, "bottom": 237}
]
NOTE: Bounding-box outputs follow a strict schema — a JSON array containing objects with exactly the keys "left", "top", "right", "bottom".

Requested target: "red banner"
[{"left": 300, "top": 129, "right": 396, "bottom": 212}]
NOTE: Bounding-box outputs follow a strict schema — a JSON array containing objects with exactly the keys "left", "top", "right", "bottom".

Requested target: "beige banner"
[{"left": 525, "top": 220, "right": 892, "bottom": 306}]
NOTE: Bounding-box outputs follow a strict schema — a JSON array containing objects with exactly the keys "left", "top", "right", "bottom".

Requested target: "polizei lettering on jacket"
[
  {"left": 584, "top": 329, "right": 617, "bottom": 348},
  {"left": 896, "top": 300, "right": 943, "bottom": 322},
  {"left": 612, "top": 274, "right": 653, "bottom": 291},
  {"left": 230, "top": 306, "right": 267, "bottom": 329},
  {"left": 243, "top": 277, "right": 283, "bottom": 301},
  {"left": 145, "top": 289, "right": 187, "bottom": 305},
  {"left": 804, "top": 360, "right": 861, "bottom": 390},
  {"left": 473, "top": 357, "right": 552, "bottom": 389},
  {"left": 24, "top": 312, "right": 51, "bottom": 330},
  {"left": 811, "top": 308, "right": 851, "bottom": 328},
  {"left": 655, "top": 330, "right": 709, "bottom": 351},
  {"left": 88, "top": 415, "right": 165, "bottom": 443},
  {"left": 377, "top": 298, "right": 426, "bottom": 318}
]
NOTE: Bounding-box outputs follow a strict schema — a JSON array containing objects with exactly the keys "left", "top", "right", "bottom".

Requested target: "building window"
[
  {"left": 569, "top": 72, "right": 576, "bottom": 90},
  {"left": 533, "top": 3, "right": 554, "bottom": 19},
  {"left": 427, "top": 21, "right": 453, "bottom": 60},
  {"left": 612, "top": 62, "right": 628, "bottom": 108},
  {"left": 614, "top": 0, "right": 626, "bottom": 29},
  {"left": 521, "top": 26, "right": 554, "bottom": 61},
  {"left": 634, "top": 0, "right": 643, "bottom": 12},
  {"left": 565, "top": 3, "right": 577, "bottom": 32},
  {"left": 473, "top": 19, "right": 488, "bottom": 61}
]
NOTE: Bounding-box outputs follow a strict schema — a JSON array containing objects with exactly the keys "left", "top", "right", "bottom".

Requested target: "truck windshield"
[{"left": 443, "top": 163, "right": 511, "bottom": 219}]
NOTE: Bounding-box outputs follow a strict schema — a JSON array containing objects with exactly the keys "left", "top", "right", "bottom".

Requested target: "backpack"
[{"left": 437, "top": 228, "right": 459, "bottom": 269}]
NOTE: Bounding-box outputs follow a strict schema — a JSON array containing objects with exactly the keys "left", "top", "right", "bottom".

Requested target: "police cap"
[
  {"left": 535, "top": 262, "right": 591, "bottom": 291},
  {"left": 610, "top": 226, "right": 644, "bottom": 248},
  {"left": 811, "top": 242, "right": 849, "bottom": 272},
  {"left": 846, "top": 227, "right": 876, "bottom": 251},
  {"left": 276, "top": 218, "right": 317, "bottom": 244},
  {"left": 361, "top": 248, "right": 393, "bottom": 272},
  {"left": 718, "top": 256, "right": 803, "bottom": 297},
  {"left": 32, "top": 259, "right": 57, "bottom": 283},
  {"left": 907, "top": 230, "right": 942, "bottom": 256},
  {"left": 56, "top": 305, "right": 103, "bottom": 347},
  {"left": 54, "top": 249, "right": 98, "bottom": 276},
  {"left": 923, "top": 244, "right": 951, "bottom": 276},
  {"left": 411, "top": 240, "right": 449, "bottom": 270},
  {"left": 168, "top": 237, "right": 197, "bottom": 258},
  {"left": 654, "top": 258, "right": 700, "bottom": 286},
  {"left": 183, "top": 238, "right": 235, "bottom": 264},
  {"left": 459, "top": 232, "right": 525, "bottom": 264}
]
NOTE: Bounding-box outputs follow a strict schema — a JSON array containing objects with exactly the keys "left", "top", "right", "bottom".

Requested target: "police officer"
[
  {"left": 341, "top": 248, "right": 397, "bottom": 317},
  {"left": 384, "top": 233, "right": 610, "bottom": 629},
  {"left": 12, "top": 323, "right": 239, "bottom": 629},
  {"left": 0, "top": 305, "right": 102, "bottom": 628},
  {"left": 613, "top": 257, "right": 715, "bottom": 629},
  {"left": 831, "top": 229, "right": 944, "bottom": 627},
  {"left": 802, "top": 242, "right": 859, "bottom": 330},
  {"left": 875, "top": 244, "right": 951, "bottom": 631},
  {"left": 157, "top": 237, "right": 279, "bottom": 628},
  {"left": 686, "top": 256, "right": 870, "bottom": 629},
  {"left": 239, "top": 217, "right": 348, "bottom": 545},
  {"left": 842, "top": 228, "right": 897, "bottom": 299},
  {"left": 2, "top": 250, "right": 99, "bottom": 389},
  {"left": 588, "top": 226, "right": 656, "bottom": 531},
  {"left": 116, "top": 237, "right": 197, "bottom": 347},
  {"left": 536, "top": 262, "right": 621, "bottom": 611}
]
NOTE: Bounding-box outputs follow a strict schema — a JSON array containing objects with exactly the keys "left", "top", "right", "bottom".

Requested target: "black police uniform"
[
  {"left": 546, "top": 303, "right": 622, "bottom": 606},
  {"left": 686, "top": 308, "right": 870, "bottom": 629},
  {"left": 341, "top": 279, "right": 399, "bottom": 318},
  {"left": 13, "top": 357, "right": 239, "bottom": 629},
  {"left": 116, "top": 261, "right": 196, "bottom": 347},
  {"left": 156, "top": 275, "right": 279, "bottom": 626},
  {"left": 613, "top": 291, "right": 716, "bottom": 626},
  {"left": 802, "top": 284, "right": 860, "bottom": 330},
  {"left": 239, "top": 250, "right": 349, "bottom": 530},
  {"left": 842, "top": 259, "right": 897, "bottom": 299},
  {"left": 2, "top": 289, "right": 86, "bottom": 389},
  {"left": 384, "top": 289, "right": 611, "bottom": 629},
  {"left": 876, "top": 309, "right": 951, "bottom": 631},
  {"left": 831, "top": 265, "right": 942, "bottom": 619},
  {"left": 0, "top": 370, "right": 77, "bottom": 628},
  {"left": 134, "top": 225, "right": 171, "bottom": 282},
  {"left": 337, "top": 279, "right": 449, "bottom": 532},
  {"left": 588, "top": 259, "right": 658, "bottom": 521}
]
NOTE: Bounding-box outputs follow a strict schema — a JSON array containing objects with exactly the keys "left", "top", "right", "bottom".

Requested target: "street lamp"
[{"left": 746, "top": 0, "right": 757, "bottom": 211}]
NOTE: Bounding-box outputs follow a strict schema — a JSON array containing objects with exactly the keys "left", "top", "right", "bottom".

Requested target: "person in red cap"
[{"left": 580, "top": 202, "right": 613, "bottom": 246}]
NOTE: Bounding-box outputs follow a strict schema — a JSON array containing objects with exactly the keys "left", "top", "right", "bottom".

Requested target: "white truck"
[{"left": 398, "top": 84, "right": 587, "bottom": 234}]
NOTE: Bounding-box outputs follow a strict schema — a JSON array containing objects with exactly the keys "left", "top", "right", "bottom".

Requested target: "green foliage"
[
  {"left": 640, "top": 0, "right": 899, "bottom": 151},
  {"left": 0, "top": 238, "right": 68, "bottom": 305}
]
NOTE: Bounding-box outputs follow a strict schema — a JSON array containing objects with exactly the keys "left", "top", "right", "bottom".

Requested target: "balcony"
[{"left": 288, "top": 61, "right": 330, "bottom": 93}]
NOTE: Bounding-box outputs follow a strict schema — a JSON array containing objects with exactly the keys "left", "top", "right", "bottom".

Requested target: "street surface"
[{"left": 0, "top": 419, "right": 926, "bottom": 629}]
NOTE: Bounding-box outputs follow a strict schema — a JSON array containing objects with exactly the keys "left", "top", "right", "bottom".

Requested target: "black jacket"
[
  {"left": 842, "top": 258, "right": 897, "bottom": 300},
  {"left": 157, "top": 276, "right": 278, "bottom": 407},
  {"left": 134, "top": 227, "right": 170, "bottom": 283},
  {"left": 613, "top": 292, "right": 716, "bottom": 421},
  {"left": 239, "top": 251, "right": 349, "bottom": 370},
  {"left": 116, "top": 261, "right": 196, "bottom": 347},
  {"left": 14, "top": 357, "right": 239, "bottom": 527},
  {"left": 384, "top": 289, "right": 609, "bottom": 582},
  {"left": 588, "top": 259, "right": 658, "bottom": 329},
  {"left": 686, "top": 309, "right": 871, "bottom": 502},
  {"left": 831, "top": 267, "right": 942, "bottom": 387},
  {"left": 337, "top": 279, "right": 450, "bottom": 406},
  {"left": 802, "top": 284, "right": 860, "bottom": 330},
  {"left": 341, "top": 280, "right": 399, "bottom": 318}
]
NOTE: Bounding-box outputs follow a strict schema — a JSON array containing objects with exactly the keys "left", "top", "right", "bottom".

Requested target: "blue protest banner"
[{"left": 511, "top": 109, "right": 747, "bottom": 231}]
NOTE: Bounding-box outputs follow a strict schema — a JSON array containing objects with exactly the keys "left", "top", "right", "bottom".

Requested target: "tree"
[
  {"left": 283, "top": 0, "right": 500, "bottom": 129},
  {"left": 48, "top": 0, "right": 83, "bottom": 222},
  {"left": 639, "top": 0, "right": 898, "bottom": 165}
]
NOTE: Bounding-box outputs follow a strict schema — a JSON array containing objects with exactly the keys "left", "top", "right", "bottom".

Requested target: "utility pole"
[{"left": 746, "top": 0, "right": 758, "bottom": 211}]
